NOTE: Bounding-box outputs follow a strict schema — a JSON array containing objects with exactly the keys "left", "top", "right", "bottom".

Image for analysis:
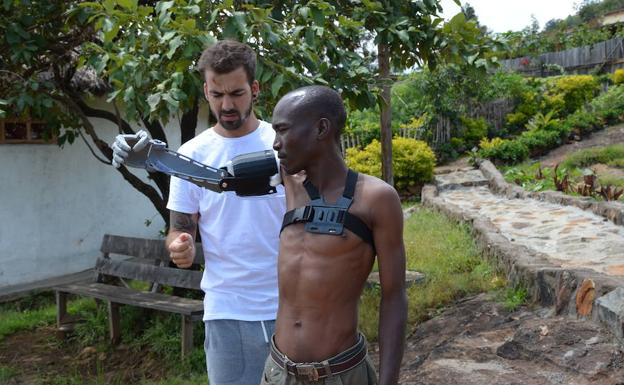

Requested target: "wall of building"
[{"left": 0, "top": 99, "right": 211, "bottom": 290}]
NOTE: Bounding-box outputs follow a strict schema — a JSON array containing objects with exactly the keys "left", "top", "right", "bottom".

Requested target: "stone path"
[
  {"left": 431, "top": 164, "right": 624, "bottom": 277},
  {"left": 396, "top": 160, "right": 624, "bottom": 384},
  {"left": 437, "top": 179, "right": 624, "bottom": 276}
]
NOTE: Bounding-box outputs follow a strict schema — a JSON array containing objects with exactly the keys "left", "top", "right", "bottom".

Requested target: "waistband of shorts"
[{"left": 269, "top": 333, "right": 367, "bottom": 381}]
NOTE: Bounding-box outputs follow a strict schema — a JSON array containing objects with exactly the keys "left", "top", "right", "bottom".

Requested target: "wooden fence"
[
  {"left": 341, "top": 98, "right": 515, "bottom": 152},
  {"left": 502, "top": 37, "right": 624, "bottom": 76}
]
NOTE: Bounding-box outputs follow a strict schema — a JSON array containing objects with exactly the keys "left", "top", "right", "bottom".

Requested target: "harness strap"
[
  {"left": 343, "top": 213, "right": 375, "bottom": 247},
  {"left": 303, "top": 169, "right": 358, "bottom": 200},
  {"left": 280, "top": 169, "right": 375, "bottom": 250}
]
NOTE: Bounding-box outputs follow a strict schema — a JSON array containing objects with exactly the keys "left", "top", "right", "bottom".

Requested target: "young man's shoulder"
[{"left": 356, "top": 172, "right": 399, "bottom": 198}]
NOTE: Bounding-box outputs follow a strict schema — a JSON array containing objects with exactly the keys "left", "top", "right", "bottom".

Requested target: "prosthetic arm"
[{"left": 111, "top": 131, "right": 281, "bottom": 197}]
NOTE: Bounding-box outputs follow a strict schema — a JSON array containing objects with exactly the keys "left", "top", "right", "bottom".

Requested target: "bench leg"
[
  {"left": 181, "top": 315, "right": 193, "bottom": 358},
  {"left": 108, "top": 301, "right": 121, "bottom": 345},
  {"left": 56, "top": 291, "right": 68, "bottom": 328}
]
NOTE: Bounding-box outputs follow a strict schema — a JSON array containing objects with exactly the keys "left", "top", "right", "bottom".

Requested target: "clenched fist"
[{"left": 168, "top": 233, "right": 195, "bottom": 268}]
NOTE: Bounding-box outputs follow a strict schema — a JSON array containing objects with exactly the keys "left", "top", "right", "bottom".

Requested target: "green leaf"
[
  {"left": 311, "top": 7, "right": 324, "bottom": 26},
  {"left": 167, "top": 36, "right": 183, "bottom": 59},
  {"left": 161, "top": 31, "right": 176, "bottom": 42},
  {"left": 183, "top": 5, "right": 200, "bottom": 15},
  {"left": 271, "top": 74, "right": 284, "bottom": 97},
  {"left": 397, "top": 30, "right": 409, "bottom": 43},
  {"left": 117, "top": 0, "right": 137, "bottom": 11},
  {"left": 180, "top": 18, "right": 196, "bottom": 32},
  {"left": 123, "top": 86, "right": 135, "bottom": 103},
  {"left": 162, "top": 93, "right": 179, "bottom": 109},
  {"left": 298, "top": 6, "right": 310, "bottom": 19},
  {"left": 103, "top": 0, "right": 115, "bottom": 13},
  {"left": 155, "top": 1, "right": 174, "bottom": 15},
  {"left": 106, "top": 89, "right": 122, "bottom": 103},
  {"left": 5, "top": 28, "right": 20, "bottom": 44},
  {"left": 147, "top": 93, "right": 161, "bottom": 112}
]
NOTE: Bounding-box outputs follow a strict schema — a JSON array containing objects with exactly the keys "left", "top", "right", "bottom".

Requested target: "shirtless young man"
[{"left": 262, "top": 86, "right": 407, "bottom": 385}]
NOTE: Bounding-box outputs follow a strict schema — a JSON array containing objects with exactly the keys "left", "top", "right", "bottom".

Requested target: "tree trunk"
[
  {"left": 378, "top": 42, "right": 394, "bottom": 186},
  {"left": 180, "top": 99, "right": 199, "bottom": 145}
]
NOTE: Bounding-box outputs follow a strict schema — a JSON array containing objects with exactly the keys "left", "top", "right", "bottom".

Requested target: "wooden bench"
[{"left": 54, "top": 234, "right": 204, "bottom": 357}]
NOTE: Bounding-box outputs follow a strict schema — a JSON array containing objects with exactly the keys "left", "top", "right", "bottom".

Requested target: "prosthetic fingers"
[{"left": 110, "top": 130, "right": 282, "bottom": 196}]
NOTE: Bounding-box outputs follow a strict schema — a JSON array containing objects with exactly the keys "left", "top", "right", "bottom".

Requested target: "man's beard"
[{"left": 218, "top": 102, "right": 254, "bottom": 131}]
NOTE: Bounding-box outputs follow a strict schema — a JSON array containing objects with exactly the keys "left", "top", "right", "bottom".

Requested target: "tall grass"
[{"left": 358, "top": 206, "right": 504, "bottom": 340}]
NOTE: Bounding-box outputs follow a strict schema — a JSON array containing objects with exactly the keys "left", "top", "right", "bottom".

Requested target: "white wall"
[{"left": 0, "top": 100, "right": 211, "bottom": 290}]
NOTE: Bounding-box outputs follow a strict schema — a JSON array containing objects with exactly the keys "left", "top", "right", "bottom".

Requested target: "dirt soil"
[
  {"left": 0, "top": 326, "right": 168, "bottom": 384},
  {"left": 370, "top": 294, "right": 624, "bottom": 385},
  {"left": 538, "top": 124, "right": 624, "bottom": 167}
]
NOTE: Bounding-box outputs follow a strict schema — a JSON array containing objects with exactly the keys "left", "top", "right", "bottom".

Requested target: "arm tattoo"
[{"left": 171, "top": 211, "right": 197, "bottom": 234}]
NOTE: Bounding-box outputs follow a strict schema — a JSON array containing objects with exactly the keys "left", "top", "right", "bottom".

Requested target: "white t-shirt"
[{"left": 166, "top": 121, "right": 285, "bottom": 321}]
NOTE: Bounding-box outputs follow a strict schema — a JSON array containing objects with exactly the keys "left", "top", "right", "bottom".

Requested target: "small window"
[{"left": 0, "top": 119, "right": 55, "bottom": 144}]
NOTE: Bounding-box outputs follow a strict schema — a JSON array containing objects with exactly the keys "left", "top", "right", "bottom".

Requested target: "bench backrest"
[{"left": 96, "top": 234, "right": 204, "bottom": 290}]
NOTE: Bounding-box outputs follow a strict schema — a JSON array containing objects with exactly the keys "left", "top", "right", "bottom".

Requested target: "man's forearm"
[
  {"left": 378, "top": 292, "right": 407, "bottom": 385},
  {"left": 166, "top": 211, "right": 198, "bottom": 247}
]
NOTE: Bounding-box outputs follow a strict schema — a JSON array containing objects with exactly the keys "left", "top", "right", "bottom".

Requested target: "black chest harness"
[{"left": 280, "top": 169, "right": 375, "bottom": 250}]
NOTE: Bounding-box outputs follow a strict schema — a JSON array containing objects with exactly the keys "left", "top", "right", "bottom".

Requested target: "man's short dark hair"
[
  {"left": 197, "top": 40, "right": 256, "bottom": 84},
  {"left": 291, "top": 86, "right": 347, "bottom": 141}
]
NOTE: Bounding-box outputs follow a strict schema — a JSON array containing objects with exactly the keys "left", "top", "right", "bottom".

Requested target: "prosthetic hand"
[
  {"left": 110, "top": 130, "right": 281, "bottom": 196},
  {"left": 111, "top": 130, "right": 151, "bottom": 169}
]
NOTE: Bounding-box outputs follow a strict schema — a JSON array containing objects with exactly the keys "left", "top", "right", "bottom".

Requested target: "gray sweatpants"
[{"left": 204, "top": 319, "right": 275, "bottom": 385}]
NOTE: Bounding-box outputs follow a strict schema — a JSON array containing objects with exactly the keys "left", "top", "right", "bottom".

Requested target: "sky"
[{"left": 439, "top": 0, "right": 579, "bottom": 33}]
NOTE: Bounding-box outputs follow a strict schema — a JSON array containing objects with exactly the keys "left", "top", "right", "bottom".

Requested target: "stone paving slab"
[
  {"left": 437, "top": 186, "right": 624, "bottom": 277},
  {"left": 434, "top": 169, "right": 489, "bottom": 190}
]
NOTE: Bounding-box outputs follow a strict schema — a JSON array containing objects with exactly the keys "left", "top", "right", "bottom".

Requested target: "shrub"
[
  {"left": 346, "top": 137, "right": 436, "bottom": 191},
  {"left": 460, "top": 116, "right": 488, "bottom": 147},
  {"left": 612, "top": 69, "right": 624, "bottom": 85},
  {"left": 564, "top": 108, "right": 602, "bottom": 136},
  {"left": 589, "top": 84, "right": 624, "bottom": 124},
  {"left": 449, "top": 137, "right": 466, "bottom": 152},
  {"left": 525, "top": 110, "right": 560, "bottom": 132},
  {"left": 479, "top": 137, "right": 504, "bottom": 151},
  {"left": 518, "top": 129, "right": 564, "bottom": 157},
  {"left": 516, "top": 111, "right": 569, "bottom": 156},
  {"left": 505, "top": 90, "right": 540, "bottom": 131},
  {"left": 478, "top": 138, "right": 529, "bottom": 165},
  {"left": 545, "top": 75, "right": 599, "bottom": 115}
]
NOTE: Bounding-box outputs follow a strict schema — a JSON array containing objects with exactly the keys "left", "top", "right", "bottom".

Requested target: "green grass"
[
  {"left": 598, "top": 174, "right": 624, "bottom": 188},
  {"left": 358, "top": 205, "right": 504, "bottom": 340},
  {"left": 40, "top": 370, "right": 208, "bottom": 385},
  {"left": 0, "top": 294, "right": 101, "bottom": 342},
  {"left": 0, "top": 365, "right": 18, "bottom": 383},
  {"left": 498, "top": 286, "right": 529, "bottom": 311},
  {"left": 561, "top": 144, "right": 624, "bottom": 169},
  {"left": 607, "top": 158, "right": 624, "bottom": 168},
  {"left": 139, "top": 374, "right": 208, "bottom": 385}
]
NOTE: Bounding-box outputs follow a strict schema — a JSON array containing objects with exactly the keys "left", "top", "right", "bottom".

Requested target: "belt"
[{"left": 269, "top": 334, "right": 367, "bottom": 382}]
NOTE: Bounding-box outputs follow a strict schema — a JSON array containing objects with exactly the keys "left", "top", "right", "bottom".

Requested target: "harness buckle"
[
  {"left": 302, "top": 205, "right": 314, "bottom": 221},
  {"left": 295, "top": 364, "right": 319, "bottom": 381}
]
